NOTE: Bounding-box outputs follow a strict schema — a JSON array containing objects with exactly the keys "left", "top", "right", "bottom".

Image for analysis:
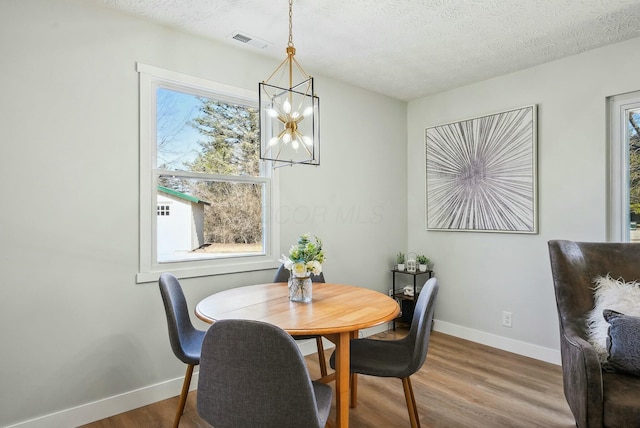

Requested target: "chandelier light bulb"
[
  {"left": 283, "top": 100, "right": 291, "bottom": 114},
  {"left": 282, "top": 133, "right": 292, "bottom": 144},
  {"left": 268, "top": 136, "right": 279, "bottom": 147},
  {"left": 302, "top": 135, "right": 312, "bottom": 146},
  {"left": 292, "top": 138, "right": 300, "bottom": 150},
  {"left": 267, "top": 108, "right": 279, "bottom": 118},
  {"left": 303, "top": 106, "right": 314, "bottom": 117}
]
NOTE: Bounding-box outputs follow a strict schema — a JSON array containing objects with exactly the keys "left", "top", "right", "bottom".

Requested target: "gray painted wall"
[{"left": 407, "top": 36, "right": 640, "bottom": 358}]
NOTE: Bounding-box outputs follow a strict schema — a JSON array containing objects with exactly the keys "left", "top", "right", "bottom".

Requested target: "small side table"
[{"left": 391, "top": 268, "right": 433, "bottom": 329}]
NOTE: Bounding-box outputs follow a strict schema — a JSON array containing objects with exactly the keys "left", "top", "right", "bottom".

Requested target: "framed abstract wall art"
[{"left": 425, "top": 105, "right": 537, "bottom": 233}]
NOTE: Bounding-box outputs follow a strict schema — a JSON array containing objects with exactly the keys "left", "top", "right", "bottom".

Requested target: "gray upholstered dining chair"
[
  {"left": 330, "top": 277, "right": 439, "bottom": 428},
  {"left": 197, "top": 319, "right": 333, "bottom": 428},
  {"left": 158, "top": 272, "right": 206, "bottom": 428},
  {"left": 274, "top": 264, "right": 329, "bottom": 377},
  {"left": 548, "top": 240, "right": 640, "bottom": 427}
]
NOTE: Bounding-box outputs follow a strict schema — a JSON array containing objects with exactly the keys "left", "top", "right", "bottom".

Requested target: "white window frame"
[
  {"left": 136, "top": 63, "right": 280, "bottom": 283},
  {"left": 608, "top": 91, "right": 640, "bottom": 242}
]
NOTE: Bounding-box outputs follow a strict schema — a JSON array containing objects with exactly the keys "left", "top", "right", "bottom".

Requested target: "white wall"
[
  {"left": 0, "top": 0, "right": 407, "bottom": 426},
  {"left": 407, "top": 36, "right": 640, "bottom": 362}
]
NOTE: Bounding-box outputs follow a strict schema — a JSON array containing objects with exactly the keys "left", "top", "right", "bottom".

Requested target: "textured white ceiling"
[{"left": 100, "top": 0, "right": 640, "bottom": 101}]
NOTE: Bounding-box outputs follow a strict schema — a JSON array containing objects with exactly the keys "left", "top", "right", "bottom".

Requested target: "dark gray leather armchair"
[{"left": 548, "top": 240, "right": 640, "bottom": 427}]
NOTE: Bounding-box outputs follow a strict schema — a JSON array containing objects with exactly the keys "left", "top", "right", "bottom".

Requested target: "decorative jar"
[{"left": 289, "top": 275, "right": 313, "bottom": 303}]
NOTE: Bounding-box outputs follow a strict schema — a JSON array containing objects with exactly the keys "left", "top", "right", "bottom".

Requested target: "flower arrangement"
[{"left": 280, "top": 234, "right": 326, "bottom": 278}]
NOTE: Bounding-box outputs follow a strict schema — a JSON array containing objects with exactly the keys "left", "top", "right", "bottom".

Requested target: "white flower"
[
  {"left": 307, "top": 260, "right": 322, "bottom": 275},
  {"left": 292, "top": 262, "right": 308, "bottom": 277}
]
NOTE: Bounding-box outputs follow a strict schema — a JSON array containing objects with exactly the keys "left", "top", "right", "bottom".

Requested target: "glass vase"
[{"left": 288, "top": 275, "right": 313, "bottom": 303}]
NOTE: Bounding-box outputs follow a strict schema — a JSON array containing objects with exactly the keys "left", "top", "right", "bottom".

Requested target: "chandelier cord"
[{"left": 288, "top": 0, "right": 294, "bottom": 47}]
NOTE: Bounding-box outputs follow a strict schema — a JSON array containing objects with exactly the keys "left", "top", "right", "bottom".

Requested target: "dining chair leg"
[
  {"left": 350, "top": 373, "right": 358, "bottom": 408},
  {"left": 402, "top": 376, "right": 420, "bottom": 428},
  {"left": 173, "top": 364, "right": 195, "bottom": 428},
  {"left": 315, "top": 336, "right": 328, "bottom": 377}
]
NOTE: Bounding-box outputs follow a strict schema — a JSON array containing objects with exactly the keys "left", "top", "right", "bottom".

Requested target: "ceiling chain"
[{"left": 288, "top": 0, "right": 294, "bottom": 47}]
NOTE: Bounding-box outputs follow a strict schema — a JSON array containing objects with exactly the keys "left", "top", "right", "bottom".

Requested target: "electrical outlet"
[
  {"left": 502, "top": 311, "right": 512, "bottom": 328},
  {"left": 388, "top": 288, "right": 393, "bottom": 296}
]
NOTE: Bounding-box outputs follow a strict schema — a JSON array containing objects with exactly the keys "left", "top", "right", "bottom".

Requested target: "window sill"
[{"left": 136, "top": 258, "right": 279, "bottom": 283}]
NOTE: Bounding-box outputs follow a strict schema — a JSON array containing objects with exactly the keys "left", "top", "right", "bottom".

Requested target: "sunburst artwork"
[{"left": 425, "top": 105, "right": 537, "bottom": 233}]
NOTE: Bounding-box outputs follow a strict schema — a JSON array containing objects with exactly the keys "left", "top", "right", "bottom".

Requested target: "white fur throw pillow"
[{"left": 586, "top": 275, "right": 640, "bottom": 363}]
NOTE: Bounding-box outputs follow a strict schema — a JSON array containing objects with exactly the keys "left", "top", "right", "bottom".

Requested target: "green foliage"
[
  {"left": 187, "top": 98, "right": 260, "bottom": 176},
  {"left": 396, "top": 252, "right": 405, "bottom": 264},
  {"left": 416, "top": 255, "right": 429, "bottom": 265},
  {"left": 183, "top": 98, "right": 262, "bottom": 244},
  {"left": 287, "top": 234, "right": 326, "bottom": 265}
]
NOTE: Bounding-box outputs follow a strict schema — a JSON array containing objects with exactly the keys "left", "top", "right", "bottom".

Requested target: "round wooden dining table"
[{"left": 195, "top": 282, "right": 400, "bottom": 428}]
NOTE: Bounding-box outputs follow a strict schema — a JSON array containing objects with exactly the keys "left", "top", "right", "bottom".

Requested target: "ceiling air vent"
[
  {"left": 228, "top": 32, "right": 271, "bottom": 49},
  {"left": 232, "top": 33, "right": 251, "bottom": 43}
]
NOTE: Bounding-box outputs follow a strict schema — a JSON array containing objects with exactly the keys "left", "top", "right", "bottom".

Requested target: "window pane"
[
  {"left": 156, "top": 87, "right": 260, "bottom": 177},
  {"left": 157, "top": 178, "right": 264, "bottom": 262},
  {"left": 629, "top": 109, "right": 640, "bottom": 242}
]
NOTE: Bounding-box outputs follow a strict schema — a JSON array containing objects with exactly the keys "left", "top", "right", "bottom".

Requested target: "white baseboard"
[
  {"left": 6, "top": 374, "right": 200, "bottom": 428},
  {"left": 433, "top": 320, "right": 561, "bottom": 365},
  {"left": 7, "top": 320, "right": 558, "bottom": 427}
]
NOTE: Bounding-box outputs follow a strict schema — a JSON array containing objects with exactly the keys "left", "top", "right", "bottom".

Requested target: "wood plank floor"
[{"left": 82, "top": 330, "right": 575, "bottom": 428}]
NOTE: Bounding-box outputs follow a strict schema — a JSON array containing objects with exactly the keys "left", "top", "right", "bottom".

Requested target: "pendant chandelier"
[{"left": 259, "top": 0, "right": 320, "bottom": 166}]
